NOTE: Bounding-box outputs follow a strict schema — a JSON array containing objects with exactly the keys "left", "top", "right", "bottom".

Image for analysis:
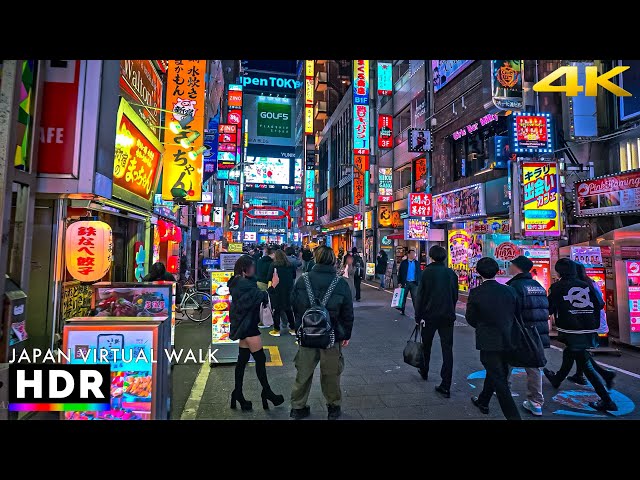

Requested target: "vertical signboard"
[
  {"left": 378, "top": 167, "right": 393, "bottom": 202},
  {"left": 353, "top": 155, "right": 370, "bottom": 206},
  {"left": 305, "top": 60, "right": 314, "bottom": 135},
  {"left": 353, "top": 60, "right": 369, "bottom": 105},
  {"left": 162, "top": 60, "right": 206, "bottom": 201},
  {"left": 378, "top": 114, "right": 393, "bottom": 149},
  {"left": 38, "top": 60, "right": 82, "bottom": 175},
  {"left": 305, "top": 169, "right": 315, "bottom": 198},
  {"left": 353, "top": 104, "right": 370, "bottom": 154},
  {"left": 627, "top": 261, "right": 640, "bottom": 343},
  {"left": 448, "top": 229, "right": 471, "bottom": 292},
  {"left": 304, "top": 198, "right": 316, "bottom": 225},
  {"left": 522, "top": 161, "right": 561, "bottom": 237},
  {"left": 377, "top": 62, "right": 392, "bottom": 96}
]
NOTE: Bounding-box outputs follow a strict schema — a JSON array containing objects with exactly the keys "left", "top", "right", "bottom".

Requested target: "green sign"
[{"left": 257, "top": 102, "right": 291, "bottom": 138}]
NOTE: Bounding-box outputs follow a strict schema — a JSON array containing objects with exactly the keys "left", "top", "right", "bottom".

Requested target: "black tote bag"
[
  {"left": 403, "top": 324, "right": 425, "bottom": 369},
  {"left": 506, "top": 314, "right": 547, "bottom": 368}
]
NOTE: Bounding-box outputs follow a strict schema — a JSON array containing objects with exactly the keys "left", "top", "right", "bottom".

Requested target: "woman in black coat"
[
  {"left": 228, "top": 255, "right": 284, "bottom": 411},
  {"left": 267, "top": 249, "right": 297, "bottom": 336}
]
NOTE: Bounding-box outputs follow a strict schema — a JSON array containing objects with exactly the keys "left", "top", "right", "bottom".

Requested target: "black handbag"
[
  {"left": 403, "top": 324, "right": 425, "bottom": 369},
  {"left": 506, "top": 314, "right": 547, "bottom": 368}
]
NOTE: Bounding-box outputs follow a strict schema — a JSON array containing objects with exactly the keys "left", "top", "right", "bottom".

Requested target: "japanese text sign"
[
  {"left": 409, "top": 193, "right": 432, "bottom": 217},
  {"left": 162, "top": 60, "right": 206, "bottom": 201},
  {"left": 378, "top": 114, "right": 393, "bottom": 149},
  {"left": 512, "top": 112, "right": 553, "bottom": 153},
  {"left": 65, "top": 220, "right": 113, "bottom": 282},
  {"left": 522, "top": 161, "right": 561, "bottom": 237},
  {"left": 353, "top": 104, "right": 370, "bottom": 154},
  {"left": 378, "top": 167, "right": 393, "bottom": 202},
  {"left": 353, "top": 60, "right": 369, "bottom": 105},
  {"left": 377, "top": 62, "right": 392, "bottom": 96},
  {"left": 304, "top": 198, "right": 316, "bottom": 225},
  {"left": 112, "top": 99, "right": 163, "bottom": 208},
  {"left": 353, "top": 155, "right": 369, "bottom": 206}
]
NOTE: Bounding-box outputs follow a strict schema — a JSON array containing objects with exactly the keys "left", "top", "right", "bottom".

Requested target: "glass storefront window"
[
  {"left": 619, "top": 137, "right": 640, "bottom": 172},
  {"left": 451, "top": 117, "right": 507, "bottom": 180}
]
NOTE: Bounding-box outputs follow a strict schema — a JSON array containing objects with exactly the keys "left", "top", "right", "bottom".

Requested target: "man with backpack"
[{"left": 290, "top": 245, "right": 354, "bottom": 420}]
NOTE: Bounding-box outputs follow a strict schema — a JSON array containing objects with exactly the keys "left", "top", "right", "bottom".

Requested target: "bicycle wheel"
[{"left": 182, "top": 292, "right": 212, "bottom": 323}]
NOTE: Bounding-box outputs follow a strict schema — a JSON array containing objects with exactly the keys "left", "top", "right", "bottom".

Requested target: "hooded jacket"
[
  {"left": 228, "top": 275, "right": 268, "bottom": 340},
  {"left": 290, "top": 263, "right": 354, "bottom": 341},
  {"left": 507, "top": 272, "right": 550, "bottom": 347}
]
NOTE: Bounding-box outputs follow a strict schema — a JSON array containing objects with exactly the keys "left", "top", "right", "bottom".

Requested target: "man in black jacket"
[
  {"left": 544, "top": 258, "right": 616, "bottom": 412},
  {"left": 397, "top": 249, "right": 420, "bottom": 316},
  {"left": 506, "top": 255, "right": 549, "bottom": 417},
  {"left": 351, "top": 247, "right": 365, "bottom": 302},
  {"left": 414, "top": 245, "right": 458, "bottom": 397},
  {"left": 375, "top": 249, "right": 388, "bottom": 289},
  {"left": 466, "top": 257, "right": 522, "bottom": 420},
  {"left": 256, "top": 247, "right": 274, "bottom": 291},
  {"left": 290, "top": 245, "right": 354, "bottom": 420}
]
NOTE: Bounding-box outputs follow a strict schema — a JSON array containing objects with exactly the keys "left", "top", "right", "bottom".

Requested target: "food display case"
[
  {"left": 61, "top": 282, "right": 174, "bottom": 420},
  {"left": 62, "top": 317, "right": 171, "bottom": 420},
  {"left": 91, "top": 281, "right": 177, "bottom": 346},
  {"left": 211, "top": 271, "right": 238, "bottom": 364}
]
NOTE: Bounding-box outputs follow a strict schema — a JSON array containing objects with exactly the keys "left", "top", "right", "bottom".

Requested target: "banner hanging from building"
[
  {"left": 161, "top": 60, "right": 206, "bottom": 201},
  {"left": 522, "top": 161, "right": 561, "bottom": 237}
]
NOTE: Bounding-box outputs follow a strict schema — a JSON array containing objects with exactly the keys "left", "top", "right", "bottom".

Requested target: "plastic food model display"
[{"left": 95, "top": 287, "right": 168, "bottom": 317}]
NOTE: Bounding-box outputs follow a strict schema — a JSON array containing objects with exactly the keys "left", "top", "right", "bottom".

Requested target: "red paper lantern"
[{"left": 65, "top": 220, "right": 113, "bottom": 282}]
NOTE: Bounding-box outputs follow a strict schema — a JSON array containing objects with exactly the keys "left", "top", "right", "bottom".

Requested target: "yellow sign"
[
  {"left": 366, "top": 263, "right": 376, "bottom": 276},
  {"left": 448, "top": 229, "right": 470, "bottom": 292},
  {"left": 305, "top": 106, "right": 314, "bottom": 134},
  {"left": 228, "top": 242, "right": 243, "bottom": 253},
  {"left": 378, "top": 203, "right": 393, "bottom": 227},
  {"left": 365, "top": 210, "right": 373, "bottom": 229},
  {"left": 305, "top": 60, "right": 314, "bottom": 78},
  {"left": 522, "top": 162, "right": 561, "bottom": 237},
  {"left": 162, "top": 60, "right": 206, "bottom": 202}
]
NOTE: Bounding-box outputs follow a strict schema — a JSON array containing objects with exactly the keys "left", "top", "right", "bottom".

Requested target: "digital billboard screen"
[{"left": 243, "top": 156, "right": 302, "bottom": 193}]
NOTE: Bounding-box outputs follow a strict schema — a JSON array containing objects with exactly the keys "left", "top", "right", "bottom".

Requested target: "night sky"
[{"left": 244, "top": 60, "right": 297, "bottom": 75}]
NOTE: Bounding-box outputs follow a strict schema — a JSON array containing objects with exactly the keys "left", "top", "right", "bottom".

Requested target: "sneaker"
[
  {"left": 258, "top": 323, "right": 271, "bottom": 329},
  {"left": 294, "top": 340, "right": 299, "bottom": 345},
  {"left": 288, "top": 329, "right": 296, "bottom": 336},
  {"left": 327, "top": 405, "right": 342, "bottom": 420},
  {"left": 522, "top": 400, "right": 543, "bottom": 416},
  {"left": 567, "top": 374, "right": 588, "bottom": 386},
  {"left": 268, "top": 330, "right": 281, "bottom": 337},
  {"left": 589, "top": 400, "right": 618, "bottom": 412},
  {"left": 290, "top": 406, "right": 311, "bottom": 419}
]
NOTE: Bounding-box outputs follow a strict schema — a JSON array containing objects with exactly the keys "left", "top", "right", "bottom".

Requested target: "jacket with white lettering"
[{"left": 548, "top": 275, "right": 603, "bottom": 334}]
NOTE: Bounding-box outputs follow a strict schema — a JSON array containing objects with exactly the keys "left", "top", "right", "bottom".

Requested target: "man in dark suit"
[
  {"left": 466, "top": 257, "right": 522, "bottom": 420},
  {"left": 414, "top": 245, "right": 459, "bottom": 398},
  {"left": 397, "top": 249, "right": 420, "bottom": 316}
]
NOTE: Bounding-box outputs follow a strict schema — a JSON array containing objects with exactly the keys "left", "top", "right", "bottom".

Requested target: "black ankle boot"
[
  {"left": 261, "top": 388, "right": 285, "bottom": 409},
  {"left": 230, "top": 390, "right": 252, "bottom": 411}
]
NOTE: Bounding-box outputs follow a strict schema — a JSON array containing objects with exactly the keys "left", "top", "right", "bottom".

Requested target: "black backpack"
[{"left": 297, "top": 273, "right": 340, "bottom": 349}]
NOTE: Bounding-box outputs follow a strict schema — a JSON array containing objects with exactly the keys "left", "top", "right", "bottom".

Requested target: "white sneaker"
[{"left": 522, "top": 400, "right": 543, "bottom": 416}]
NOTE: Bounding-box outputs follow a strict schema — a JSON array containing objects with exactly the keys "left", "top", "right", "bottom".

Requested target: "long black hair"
[
  {"left": 233, "top": 255, "right": 255, "bottom": 277},
  {"left": 575, "top": 262, "right": 596, "bottom": 287}
]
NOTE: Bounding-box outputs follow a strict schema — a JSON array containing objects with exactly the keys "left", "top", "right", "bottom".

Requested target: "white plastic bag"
[{"left": 260, "top": 298, "right": 274, "bottom": 327}]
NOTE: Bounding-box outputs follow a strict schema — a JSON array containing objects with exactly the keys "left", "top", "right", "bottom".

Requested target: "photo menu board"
[{"left": 211, "top": 271, "right": 234, "bottom": 344}]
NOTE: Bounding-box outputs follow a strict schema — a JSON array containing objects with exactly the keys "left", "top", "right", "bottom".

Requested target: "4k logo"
[{"left": 533, "top": 66, "right": 631, "bottom": 97}]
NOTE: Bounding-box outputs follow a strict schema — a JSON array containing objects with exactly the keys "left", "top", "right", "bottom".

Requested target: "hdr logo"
[
  {"left": 9, "top": 364, "right": 110, "bottom": 412},
  {"left": 533, "top": 65, "right": 631, "bottom": 97}
]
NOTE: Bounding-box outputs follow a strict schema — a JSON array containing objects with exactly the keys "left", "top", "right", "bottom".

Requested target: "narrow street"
[{"left": 171, "top": 280, "right": 640, "bottom": 420}]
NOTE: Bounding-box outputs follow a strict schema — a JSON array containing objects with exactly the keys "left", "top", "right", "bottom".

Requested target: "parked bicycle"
[{"left": 176, "top": 279, "right": 212, "bottom": 323}]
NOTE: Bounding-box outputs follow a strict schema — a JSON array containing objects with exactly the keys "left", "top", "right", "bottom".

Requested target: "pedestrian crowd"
[{"left": 225, "top": 241, "right": 615, "bottom": 421}]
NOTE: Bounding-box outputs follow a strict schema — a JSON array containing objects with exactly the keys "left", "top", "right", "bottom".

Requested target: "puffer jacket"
[
  {"left": 290, "top": 263, "right": 354, "bottom": 341},
  {"left": 228, "top": 275, "right": 268, "bottom": 340},
  {"left": 507, "top": 272, "right": 551, "bottom": 348},
  {"left": 256, "top": 255, "right": 273, "bottom": 283}
]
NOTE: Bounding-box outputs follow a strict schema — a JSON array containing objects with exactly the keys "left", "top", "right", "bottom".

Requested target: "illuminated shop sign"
[
  {"left": 240, "top": 75, "right": 301, "bottom": 89},
  {"left": 304, "top": 198, "right": 316, "bottom": 225},
  {"left": 353, "top": 60, "right": 369, "bottom": 105},
  {"left": 452, "top": 113, "right": 499, "bottom": 140},
  {"left": 575, "top": 169, "right": 640, "bottom": 217},
  {"left": 511, "top": 112, "right": 554, "bottom": 153},
  {"left": 353, "top": 104, "right": 370, "bottom": 154},
  {"left": 522, "top": 161, "right": 561, "bottom": 237},
  {"left": 491, "top": 60, "right": 524, "bottom": 110},
  {"left": 377, "top": 62, "right": 392, "bottom": 96},
  {"left": 407, "top": 128, "right": 431, "bottom": 152},
  {"left": 432, "top": 184, "right": 486, "bottom": 222},
  {"left": 404, "top": 218, "right": 430, "bottom": 241},
  {"left": 354, "top": 155, "right": 370, "bottom": 206},
  {"left": 432, "top": 60, "right": 474, "bottom": 93},
  {"left": 408, "top": 193, "right": 432, "bottom": 217},
  {"left": 305, "top": 170, "right": 315, "bottom": 198},
  {"left": 378, "top": 114, "right": 393, "bottom": 149},
  {"left": 378, "top": 167, "right": 393, "bottom": 202}
]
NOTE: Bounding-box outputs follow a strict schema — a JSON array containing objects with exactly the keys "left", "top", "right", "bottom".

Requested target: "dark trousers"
[
  {"left": 273, "top": 308, "right": 295, "bottom": 331},
  {"left": 354, "top": 275, "right": 361, "bottom": 300},
  {"left": 421, "top": 321, "right": 454, "bottom": 389},
  {"left": 575, "top": 352, "right": 614, "bottom": 380},
  {"left": 401, "top": 281, "right": 419, "bottom": 315},
  {"left": 477, "top": 351, "right": 522, "bottom": 420},
  {"left": 555, "top": 348, "right": 612, "bottom": 402}
]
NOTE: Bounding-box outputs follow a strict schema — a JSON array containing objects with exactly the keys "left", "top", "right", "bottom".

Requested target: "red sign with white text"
[
  {"left": 218, "top": 124, "right": 237, "bottom": 134},
  {"left": 378, "top": 114, "right": 393, "bottom": 149},
  {"left": 409, "top": 193, "right": 432, "bottom": 217},
  {"left": 38, "top": 60, "right": 81, "bottom": 175},
  {"left": 576, "top": 169, "right": 640, "bottom": 217},
  {"left": 228, "top": 110, "right": 242, "bottom": 125},
  {"left": 304, "top": 198, "right": 316, "bottom": 225},
  {"left": 228, "top": 91, "right": 243, "bottom": 108}
]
